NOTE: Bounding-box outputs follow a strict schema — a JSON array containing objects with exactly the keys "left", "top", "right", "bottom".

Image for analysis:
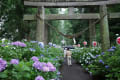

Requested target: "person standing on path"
[
  {"left": 66, "top": 48, "right": 72, "bottom": 66},
  {"left": 64, "top": 48, "right": 67, "bottom": 58}
]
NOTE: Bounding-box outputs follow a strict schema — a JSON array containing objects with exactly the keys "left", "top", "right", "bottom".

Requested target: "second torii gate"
[{"left": 24, "top": 0, "right": 120, "bottom": 51}]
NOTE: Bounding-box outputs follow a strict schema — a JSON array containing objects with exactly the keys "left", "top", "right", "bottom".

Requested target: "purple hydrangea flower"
[
  {"left": 33, "top": 61, "right": 43, "bottom": 70},
  {"left": 11, "top": 41, "right": 26, "bottom": 47},
  {"left": 0, "top": 58, "right": 7, "bottom": 72},
  {"left": 99, "top": 59, "right": 104, "bottom": 64},
  {"left": 49, "top": 66, "right": 56, "bottom": 72},
  {"left": 46, "top": 62, "right": 56, "bottom": 71},
  {"left": 33, "top": 61, "right": 56, "bottom": 72},
  {"left": 10, "top": 59, "right": 19, "bottom": 65},
  {"left": 35, "top": 75, "right": 45, "bottom": 80},
  {"left": 105, "top": 65, "right": 109, "bottom": 69},
  {"left": 46, "top": 62, "right": 54, "bottom": 67},
  {"left": 29, "top": 48, "right": 36, "bottom": 52},
  {"left": 42, "top": 66, "right": 50, "bottom": 72},
  {"left": 50, "top": 79, "right": 55, "bottom": 80},
  {"left": 31, "top": 56, "right": 39, "bottom": 62},
  {"left": 1, "top": 44, "right": 6, "bottom": 47},
  {"left": 41, "top": 62, "right": 46, "bottom": 66}
]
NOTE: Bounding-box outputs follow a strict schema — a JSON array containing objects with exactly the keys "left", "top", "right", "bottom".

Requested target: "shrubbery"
[
  {"left": 0, "top": 40, "right": 63, "bottom": 80},
  {"left": 72, "top": 46, "right": 120, "bottom": 80}
]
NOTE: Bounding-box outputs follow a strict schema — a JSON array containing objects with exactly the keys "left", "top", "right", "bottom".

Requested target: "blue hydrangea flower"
[
  {"left": 29, "top": 48, "right": 36, "bottom": 52},
  {"left": 38, "top": 42, "right": 44, "bottom": 48},
  {"left": 111, "top": 46, "right": 116, "bottom": 49},
  {"left": 48, "top": 42, "right": 52, "bottom": 46},
  {"left": 107, "top": 49, "right": 115, "bottom": 52},
  {"left": 101, "top": 52, "right": 105, "bottom": 55},
  {"left": 105, "top": 65, "right": 109, "bottom": 69},
  {"left": 40, "top": 54, "right": 44, "bottom": 57},
  {"left": 53, "top": 58, "right": 57, "bottom": 61},
  {"left": 95, "top": 55, "right": 99, "bottom": 58},
  {"left": 57, "top": 71, "right": 61, "bottom": 75},
  {"left": 53, "top": 44, "right": 56, "bottom": 47},
  {"left": 99, "top": 59, "right": 104, "bottom": 64},
  {"left": 30, "top": 41, "right": 38, "bottom": 43}
]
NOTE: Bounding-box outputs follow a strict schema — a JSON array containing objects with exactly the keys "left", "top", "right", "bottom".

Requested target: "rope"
[{"left": 36, "top": 12, "right": 108, "bottom": 39}]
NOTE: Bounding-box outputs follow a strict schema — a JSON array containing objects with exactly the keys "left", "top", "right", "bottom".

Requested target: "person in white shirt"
[{"left": 66, "top": 48, "right": 72, "bottom": 66}]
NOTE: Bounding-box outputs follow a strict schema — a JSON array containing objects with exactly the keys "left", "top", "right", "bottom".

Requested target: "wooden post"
[
  {"left": 68, "top": 7, "right": 74, "bottom": 15},
  {"left": 36, "top": 6, "right": 46, "bottom": 44},
  {"left": 100, "top": 5, "right": 110, "bottom": 51},
  {"left": 89, "top": 7, "right": 96, "bottom": 47},
  {"left": 45, "top": 24, "right": 48, "bottom": 44},
  {"left": 89, "top": 20, "right": 96, "bottom": 46}
]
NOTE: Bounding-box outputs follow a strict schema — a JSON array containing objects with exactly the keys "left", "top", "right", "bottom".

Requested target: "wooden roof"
[{"left": 24, "top": 0, "right": 120, "bottom": 7}]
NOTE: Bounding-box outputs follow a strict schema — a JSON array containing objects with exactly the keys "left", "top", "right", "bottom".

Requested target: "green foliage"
[
  {"left": 73, "top": 46, "right": 120, "bottom": 80},
  {"left": 0, "top": 40, "right": 63, "bottom": 80}
]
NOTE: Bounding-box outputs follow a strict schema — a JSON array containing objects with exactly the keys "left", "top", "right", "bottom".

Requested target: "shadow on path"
[{"left": 60, "top": 58, "right": 92, "bottom": 80}]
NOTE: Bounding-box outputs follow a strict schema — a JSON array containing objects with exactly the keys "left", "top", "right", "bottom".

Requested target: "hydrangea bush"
[
  {"left": 0, "top": 40, "right": 63, "bottom": 80},
  {"left": 72, "top": 46, "right": 120, "bottom": 80}
]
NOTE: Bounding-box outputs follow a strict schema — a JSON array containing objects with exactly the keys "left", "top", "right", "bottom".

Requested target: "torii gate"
[{"left": 24, "top": 0, "right": 120, "bottom": 51}]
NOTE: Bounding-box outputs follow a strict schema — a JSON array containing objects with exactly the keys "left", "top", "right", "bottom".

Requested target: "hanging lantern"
[
  {"left": 116, "top": 37, "right": 120, "bottom": 45},
  {"left": 92, "top": 41, "right": 97, "bottom": 47},
  {"left": 83, "top": 41, "right": 87, "bottom": 46},
  {"left": 77, "top": 44, "right": 80, "bottom": 47}
]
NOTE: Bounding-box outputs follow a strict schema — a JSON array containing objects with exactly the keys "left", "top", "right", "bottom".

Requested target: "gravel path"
[{"left": 60, "top": 58, "right": 92, "bottom": 80}]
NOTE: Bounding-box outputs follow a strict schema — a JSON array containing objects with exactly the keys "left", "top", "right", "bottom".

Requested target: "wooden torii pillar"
[
  {"left": 89, "top": 20, "right": 96, "bottom": 46},
  {"left": 100, "top": 5, "right": 110, "bottom": 51},
  {"left": 36, "top": 7, "right": 47, "bottom": 44},
  {"left": 89, "top": 7, "right": 96, "bottom": 47}
]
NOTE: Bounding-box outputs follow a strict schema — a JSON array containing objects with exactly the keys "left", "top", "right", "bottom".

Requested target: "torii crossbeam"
[
  {"left": 24, "top": 0, "right": 120, "bottom": 51},
  {"left": 24, "top": 0, "right": 120, "bottom": 7}
]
